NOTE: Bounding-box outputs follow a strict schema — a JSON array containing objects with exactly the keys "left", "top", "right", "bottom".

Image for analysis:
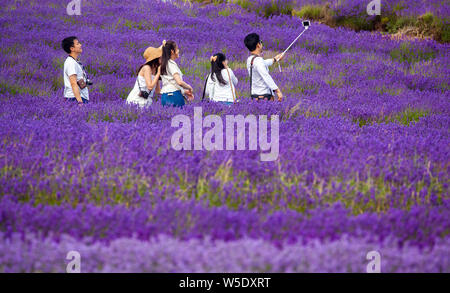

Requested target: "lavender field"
[
  {"left": 0, "top": 0, "right": 449, "bottom": 272},
  {"left": 232, "top": 0, "right": 450, "bottom": 18}
]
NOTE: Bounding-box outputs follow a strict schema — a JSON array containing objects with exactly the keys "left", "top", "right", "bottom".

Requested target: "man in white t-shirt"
[
  {"left": 244, "top": 33, "right": 284, "bottom": 102},
  {"left": 61, "top": 36, "right": 90, "bottom": 105}
]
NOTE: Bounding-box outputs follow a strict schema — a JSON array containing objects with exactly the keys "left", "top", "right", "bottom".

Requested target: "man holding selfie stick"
[
  {"left": 61, "top": 36, "right": 91, "bottom": 106},
  {"left": 244, "top": 33, "right": 285, "bottom": 102}
]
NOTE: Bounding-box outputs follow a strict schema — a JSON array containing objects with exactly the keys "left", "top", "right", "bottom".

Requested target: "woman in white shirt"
[
  {"left": 160, "top": 40, "right": 194, "bottom": 107},
  {"left": 202, "top": 53, "right": 238, "bottom": 105},
  {"left": 126, "top": 44, "right": 163, "bottom": 108}
]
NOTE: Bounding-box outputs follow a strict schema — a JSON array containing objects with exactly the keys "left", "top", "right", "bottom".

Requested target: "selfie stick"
[{"left": 278, "top": 24, "right": 310, "bottom": 72}]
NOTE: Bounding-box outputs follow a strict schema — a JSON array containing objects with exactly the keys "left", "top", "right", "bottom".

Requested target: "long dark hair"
[
  {"left": 160, "top": 40, "right": 177, "bottom": 76},
  {"left": 137, "top": 58, "right": 160, "bottom": 76},
  {"left": 210, "top": 53, "right": 227, "bottom": 86}
]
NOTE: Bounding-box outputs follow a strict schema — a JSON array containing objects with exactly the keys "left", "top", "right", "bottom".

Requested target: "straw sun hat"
[{"left": 142, "top": 40, "right": 165, "bottom": 63}]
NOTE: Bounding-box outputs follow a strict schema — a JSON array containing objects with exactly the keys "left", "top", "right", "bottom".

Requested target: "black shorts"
[{"left": 251, "top": 94, "right": 274, "bottom": 101}]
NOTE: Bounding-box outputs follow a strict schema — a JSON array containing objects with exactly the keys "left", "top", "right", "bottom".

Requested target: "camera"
[
  {"left": 139, "top": 90, "right": 149, "bottom": 99},
  {"left": 302, "top": 20, "right": 310, "bottom": 27},
  {"left": 76, "top": 60, "right": 93, "bottom": 86}
]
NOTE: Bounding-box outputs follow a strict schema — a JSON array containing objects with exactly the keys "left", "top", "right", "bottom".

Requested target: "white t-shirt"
[
  {"left": 160, "top": 59, "right": 184, "bottom": 94},
  {"left": 246, "top": 55, "right": 278, "bottom": 96},
  {"left": 205, "top": 68, "right": 238, "bottom": 103},
  {"left": 63, "top": 56, "right": 89, "bottom": 100}
]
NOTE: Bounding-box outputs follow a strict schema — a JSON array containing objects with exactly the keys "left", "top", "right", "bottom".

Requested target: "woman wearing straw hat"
[{"left": 126, "top": 42, "right": 164, "bottom": 108}]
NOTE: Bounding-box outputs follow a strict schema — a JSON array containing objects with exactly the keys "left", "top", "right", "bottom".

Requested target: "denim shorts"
[
  {"left": 66, "top": 97, "right": 89, "bottom": 104},
  {"left": 161, "top": 90, "right": 185, "bottom": 108},
  {"left": 217, "top": 101, "right": 233, "bottom": 106}
]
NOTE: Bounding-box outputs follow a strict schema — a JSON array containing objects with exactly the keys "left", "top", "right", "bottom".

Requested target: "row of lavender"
[
  {"left": 1, "top": 188, "right": 448, "bottom": 247},
  {"left": 1, "top": 232, "right": 448, "bottom": 273},
  {"left": 0, "top": 0, "right": 449, "bottom": 272},
  {"left": 234, "top": 0, "right": 450, "bottom": 18}
]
